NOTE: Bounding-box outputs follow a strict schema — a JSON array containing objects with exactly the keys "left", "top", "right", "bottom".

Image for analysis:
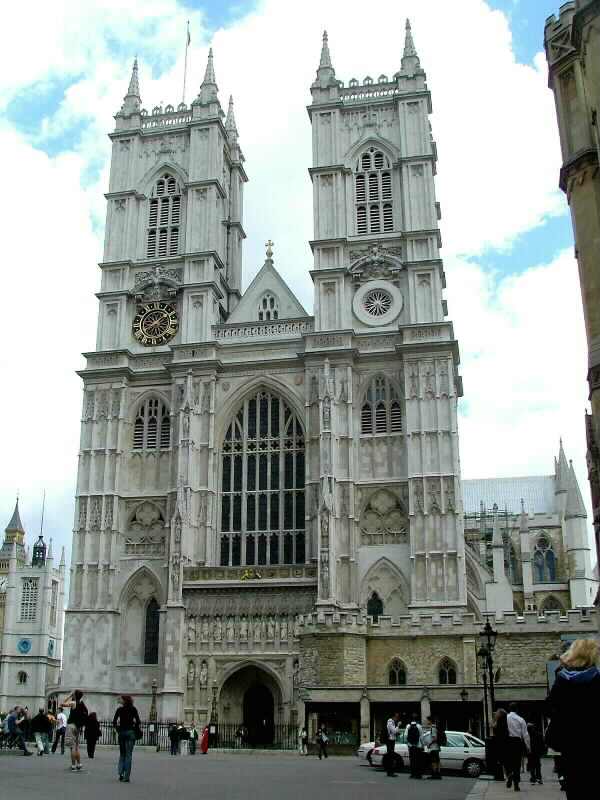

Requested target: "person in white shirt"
[
  {"left": 51, "top": 707, "right": 67, "bottom": 755},
  {"left": 425, "top": 715, "right": 442, "bottom": 780},
  {"left": 506, "top": 703, "right": 530, "bottom": 792},
  {"left": 384, "top": 712, "right": 402, "bottom": 777},
  {"left": 406, "top": 714, "right": 424, "bottom": 779}
]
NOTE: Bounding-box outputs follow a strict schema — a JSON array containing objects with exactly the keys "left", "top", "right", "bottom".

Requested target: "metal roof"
[{"left": 462, "top": 475, "right": 556, "bottom": 515}]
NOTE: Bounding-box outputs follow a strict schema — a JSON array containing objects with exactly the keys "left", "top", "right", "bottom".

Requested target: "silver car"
[{"left": 370, "top": 730, "right": 486, "bottom": 777}]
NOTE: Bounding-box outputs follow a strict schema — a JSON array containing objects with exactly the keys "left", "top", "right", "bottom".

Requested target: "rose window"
[{"left": 363, "top": 289, "right": 392, "bottom": 317}]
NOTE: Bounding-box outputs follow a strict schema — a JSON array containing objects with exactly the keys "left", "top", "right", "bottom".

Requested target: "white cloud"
[{"left": 0, "top": 0, "right": 593, "bottom": 563}]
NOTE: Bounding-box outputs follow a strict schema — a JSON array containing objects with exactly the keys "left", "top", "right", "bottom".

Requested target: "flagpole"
[{"left": 183, "top": 20, "right": 190, "bottom": 105}]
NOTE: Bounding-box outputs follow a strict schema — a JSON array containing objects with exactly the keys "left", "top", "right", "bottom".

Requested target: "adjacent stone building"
[
  {"left": 0, "top": 502, "right": 65, "bottom": 712},
  {"left": 60, "top": 25, "right": 597, "bottom": 746},
  {"left": 544, "top": 1, "right": 600, "bottom": 614}
]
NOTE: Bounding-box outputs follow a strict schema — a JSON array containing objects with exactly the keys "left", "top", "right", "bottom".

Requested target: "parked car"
[
  {"left": 356, "top": 739, "right": 379, "bottom": 765},
  {"left": 370, "top": 730, "right": 486, "bottom": 777}
]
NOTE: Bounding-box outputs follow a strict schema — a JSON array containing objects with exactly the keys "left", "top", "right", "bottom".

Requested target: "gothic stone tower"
[{"left": 62, "top": 26, "right": 466, "bottom": 727}]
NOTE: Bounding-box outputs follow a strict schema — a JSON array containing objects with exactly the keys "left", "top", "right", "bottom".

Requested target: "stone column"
[
  {"left": 360, "top": 692, "right": 371, "bottom": 742},
  {"left": 420, "top": 689, "right": 431, "bottom": 723}
]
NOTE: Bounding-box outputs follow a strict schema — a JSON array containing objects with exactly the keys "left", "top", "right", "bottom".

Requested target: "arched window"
[
  {"left": 533, "top": 536, "right": 557, "bottom": 582},
  {"left": 143, "top": 598, "right": 160, "bottom": 664},
  {"left": 438, "top": 657, "right": 457, "bottom": 685},
  {"left": 367, "top": 591, "right": 384, "bottom": 622},
  {"left": 354, "top": 148, "right": 393, "bottom": 235},
  {"left": 147, "top": 173, "right": 181, "bottom": 258},
  {"left": 258, "top": 293, "right": 279, "bottom": 321},
  {"left": 541, "top": 595, "right": 564, "bottom": 614},
  {"left": 133, "top": 398, "right": 171, "bottom": 451},
  {"left": 220, "top": 389, "right": 305, "bottom": 567},
  {"left": 361, "top": 376, "right": 402, "bottom": 435},
  {"left": 17, "top": 671, "right": 27, "bottom": 684},
  {"left": 388, "top": 657, "right": 407, "bottom": 686}
]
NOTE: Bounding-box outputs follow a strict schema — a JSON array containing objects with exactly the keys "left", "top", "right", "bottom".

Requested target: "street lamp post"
[
  {"left": 477, "top": 647, "right": 490, "bottom": 737},
  {"left": 149, "top": 679, "right": 158, "bottom": 750},
  {"left": 479, "top": 619, "right": 498, "bottom": 713},
  {"left": 460, "top": 688, "right": 470, "bottom": 733}
]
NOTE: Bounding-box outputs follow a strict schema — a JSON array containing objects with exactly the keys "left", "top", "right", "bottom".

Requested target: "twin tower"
[{"left": 62, "top": 24, "right": 466, "bottom": 722}]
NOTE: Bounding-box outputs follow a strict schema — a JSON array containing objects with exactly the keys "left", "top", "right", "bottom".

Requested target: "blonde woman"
[{"left": 548, "top": 638, "right": 600, "bottom": 800}]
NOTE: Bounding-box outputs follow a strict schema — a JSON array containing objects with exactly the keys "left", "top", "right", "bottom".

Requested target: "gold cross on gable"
[{"left": 265, "top": 239, "right": 274, "bottom": 259}]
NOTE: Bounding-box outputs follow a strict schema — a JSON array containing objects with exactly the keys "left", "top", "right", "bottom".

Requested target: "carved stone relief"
[{"left": 359, "top": 488, "right": 408, "bottom": 545}]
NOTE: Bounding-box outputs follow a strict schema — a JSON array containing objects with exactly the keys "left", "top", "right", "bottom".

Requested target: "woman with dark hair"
[
  {"left": 113, "top": 695, "right": 141, "bottom": 783},
  {"left": 491, "top": 708, "right": 509, "bottom": 781},
  {"left": 85, "top": 712, "right": 101, "bottom": 758},
  {"left": 62, "top": 690, "right": 88, "bottom": 772},
  {"left": 548, "top": 638, "right": 600, "bottom": 800}
]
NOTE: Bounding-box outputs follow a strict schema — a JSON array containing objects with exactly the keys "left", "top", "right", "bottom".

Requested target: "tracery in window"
[
  {"left": 133, "top": 398, "right": 171, "bottom": 451},
  {"left": 143, "top": 598, "right": 160, "bottom": 664},
  {"left": 17, "top": 671, "right": 27, "bottom": 684},
  {"left": 220, "top": 390, "right": 305, "bottom": 567},
  {"left": 146, "top": 173, "right": 181, "bottom": 258},
  {"left": 533, "top": 535, "right": 557, "bottom": 582},
  {"left": 361, "top": 376, "right": 402, "bottom": 435},
  {"left": 541, "top": 595, "right": 564, "bottom": 614},
  {"left": 354, "top": 148, "right": 393, "bottom": 235},
  {"left": 438, "top": 657, "right": 457, "bottom": 685},
  {"left": 388, "top": 657, "right": 407, "bottom": 686},
  {"left": 258, "top": 292, "right": 279, "bottom": 321},
  {"left": 20, "top": 578, "right": 38, "bottom": 621},
  {"left": 367, "top": 590, "right": 384, "bottom": 622}
]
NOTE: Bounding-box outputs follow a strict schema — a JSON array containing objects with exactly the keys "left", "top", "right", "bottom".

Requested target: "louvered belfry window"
[
  {"left": 133, "top": 398, "right": 171, "bottom": 451},
  {"left": 220, "top": 390, "right": 306, "bottom": 567},
  {"left": 354, "top": 148, "right": 393, "bottom": 235},
  {"left": 147, "top": 174, "right": 181, "bottom": 258},
  {"left": 20, "top": 578, "right": 39, "bottom": 621},
  {"left": 361, "top": 376, "right": 402, "bottom": 435}
]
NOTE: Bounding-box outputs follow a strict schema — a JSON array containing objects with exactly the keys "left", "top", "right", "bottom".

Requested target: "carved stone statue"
[
  {"left": 201, "top": 618, "right": 209, "bottom": 640},
  {"left": 214, "top": 616, "right": 222, "bottom": 641},
  {"left": 254, "top": 616, "right": 262, "bottom": 642},
  {"left": 187, "top": 618, "right": 196, "bottom": 645},
  {"left": 240, "top": 616, "right": 248, "bottom": 640},
  {"left": 322, "top": 396, "right": 331, "bottom": 428},
  {"left": 187, "top": 660, "right": 195, "bottom": 688},
  {"left": 267, "top": 616, "right": 275, "bottom": 640},
  {"left": 226, "top": 616, "right": 235, "bottom": 643},
  {"left": 320, "top": 551, "right": 330, "bottom": 597},
  {"left": 199, "top": 660, "right": 208, "bottom": 687},
  {"left": 280, "top": 615, "right": 288, "bottom": 641}
]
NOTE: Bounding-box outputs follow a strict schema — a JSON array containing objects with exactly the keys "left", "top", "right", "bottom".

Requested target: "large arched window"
[
  {"left": 438, "top": 657, "right": 457, "bottom": 685},
  {"left": 367, "top": 590, "right": 384, "bottom": 621},
  {"left": 147, "top": 173, "right": 181, "bottom": 258},
  {"left": 133, "top": 398, "right": 171, "bottom": 451},
  {"left": 143, "top": 598, "right": 160, "bottom": 664},
  {"left": 388, "top": 657, "right": 407, "bottom": 686},
  {"left": 533, "top": 535, "right": 557, "bottom": 582},
  {"left": 220, "top": 389, "right": 305, "bottom": 566},
  {"left": 354, "top": 148, "right": 393, "bottom": 235},
  {"left": 361, "top": 376, "right": 402, "bottom": 435},
  {"left": 541, "top": 595, "right": 564, "bottom": 614}
]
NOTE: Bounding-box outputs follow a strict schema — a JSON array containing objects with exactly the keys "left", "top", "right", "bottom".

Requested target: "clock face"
[
  {"left": 18, "top": 638, "right": 32, "bottom": 654},
  {"left": 132, "top": 302, "right": 179, "bottom": 347}
]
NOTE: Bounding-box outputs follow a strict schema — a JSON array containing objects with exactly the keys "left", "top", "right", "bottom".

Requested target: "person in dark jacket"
[
  {"left": 491, "top": 709, "right": 509, "bottom": 781},
  {"left": 113, "top": 695, "right": 141, "bottom": 782},
  {"left": 31, "top": 708, "right": 53, "bottom": 755},
  {"left": 168, "top": 724, "right": 180, "bottom": 755},
  {"left": 62, "top": 690, "right": 88, "bottom": 771},
  {"left": 85, "top": 712, "right": 101, "bottom": 758},
  {"left": 526, "top": 723, "right": 545, "bottom": 784},
  {"left": 547, "top": 638, "right": 600, "bottom": 800}
]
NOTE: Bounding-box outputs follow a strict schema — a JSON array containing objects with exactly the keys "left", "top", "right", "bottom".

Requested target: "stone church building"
[{"left": 61, "top": 25, "right": 597, "bottom": 744}]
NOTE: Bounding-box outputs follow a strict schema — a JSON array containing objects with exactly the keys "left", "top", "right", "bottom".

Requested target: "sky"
[{"left": 0, "top": 0, "right": 595, "bottom": 575}]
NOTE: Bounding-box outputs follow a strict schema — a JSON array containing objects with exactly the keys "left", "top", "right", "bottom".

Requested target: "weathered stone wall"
[{"left": 301, "top": 633, "right": 366, "bottom": 685}]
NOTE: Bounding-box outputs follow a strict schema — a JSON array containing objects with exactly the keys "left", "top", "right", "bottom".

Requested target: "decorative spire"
[
  {"left": 60, "top": 546, "right": 66, "bottom": 568},
  {"left": 196, "top": 47, "right": 219, "bottom": 105},
  {"left": 400, "top": 18, "right": 422, "bottom": 75},
  {"left": 225, "top": 95, "right": 238, "bottom": 140},
  {"left": 203, "top": 47, "right": 216, "bottom": 85},
  {"left": 5, "top": 498, "right": 26, "bottom": 536},
  {"left": 519, "top": 499, "right": 529, "bottom": 531},
  {"left": 556, "top": 438, "right": 570, "bottom": 492},
  {"left": 313, "top": 30, "right": 337, "bottom": 88},
  {"left": 127, "top": 57, "right": 140, "bottom": 97},
  {"left": 491, "top": 503, "right": 503, "bottom": 547},
  {"left": 565, "top": 460, "right": 587, "bottom": 519},
  {"left": 320, "top": 30, "right": 332, "bottom": 68}
]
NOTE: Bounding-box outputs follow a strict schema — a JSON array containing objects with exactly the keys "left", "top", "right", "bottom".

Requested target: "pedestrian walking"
[
  {"left": 492, "top": 708, "right": 510, "bottom": 781},
  {"left": 406, "top": 714, "right": 424, "bottom": 778},
  {"left": 316, "top": 726, "right": 329, "bottom": 759},
  {"left": 200, "top": 725, "right": 210, "bottom": 754},
  {"left": 31, "top": 708, "right": 52, "bottom": 755},
  {"left": 5, "top": 707, "right": 32, "bottom": 755},
  {"left": 113, "top": 694, "right": 141, "bottom": 782},
  {"left": 526, "top": 723, "right": 544, "bottom": 785},
  {"left": 168, "top": 723, "right": 179, "bottom": 755},
  {"left": 85, "top": 712, "right": 101, "bottom": 758},
  {"left": 298, "top": 725, "right": 308, "bottom": 756},
  {"left": 424, "top": 715, "right": 443, "bottom": 779},
  {"left": 506, "top": 702, "right": 530, "bottom": 791},
  {"left": 189, "top": 724, "right": 199, "bottom": 754},
  {"left": 547, "top": 637, "right": 600, "bottom": 800},
  {"left": 51, "top": 707, "right": 67, "bottom": 754},
  {"left": 62, "top": 690, "right": 88, "bottom": 772},
  {"left": 382, "top": 712, "right": 402, "bottom": 777}
]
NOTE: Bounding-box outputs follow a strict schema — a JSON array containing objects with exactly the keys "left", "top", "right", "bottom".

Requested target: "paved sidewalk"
[{"left": 467, "top": 760, "right": 562, "bottom": 800}]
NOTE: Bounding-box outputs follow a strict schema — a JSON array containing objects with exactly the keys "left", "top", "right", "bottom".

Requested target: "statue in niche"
[
  {"left": 170, "top": 552, "right": 181, "bottom": 593},
  {"left": 322, "top": 396, "right": 331, "bottom": 428},
  {"left": 199, "top": 660, "right": 208, "bottom": 687},
  {"left": 187, "top": 660, "right": 195, "bottom": 688},
  {"left": 294, "top": 617, "right": 301, "bottom": 638},
  {"left": 280, "top": 615, "right": 288, "bottom": 641},
  {"left": 320, "top": 511, "right": 330, "bottom": 546},
  {"left": 320, "top": 551, "right": 330, "bottom": 597},
  {"left": 409, "top": 369, "right": 418, "bottom": 397},
  {"left": 214, "top": 616, "right": 222, "bottom": 641},
  {"left": 174, "top": 516, "right": 182, "bottom": 545},
  {"left": 182, "top": 409, "right": 190, "bottom": 438},
  {"left": 201, "top": 618, "right": 209, "bottom": 640},
  {"left": 187, "top": 618, "right": 196, "bottom": 646},
  {"left": 240, "top": 616, "right": 248, "bottom": 640},
  {"left": 292, "top": 658, "right": 300, "bottom": 687},
  {"left": 226, "top": 617, "right": 235, "bottom": 643},
  {"left": 267, "top": 616, "right": 275, "bottom": 640},
  {"left": 254, "top": 617, "right": 262, "bottom": 642}
]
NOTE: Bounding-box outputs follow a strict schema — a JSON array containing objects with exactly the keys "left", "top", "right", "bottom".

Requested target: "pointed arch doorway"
[{"left": 220, "top": 664, "right": 281, "bottom": 745}]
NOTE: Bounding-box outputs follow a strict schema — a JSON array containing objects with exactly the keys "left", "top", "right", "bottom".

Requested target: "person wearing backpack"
[
  {"left": 425, "top": 715, "right": 444, "bottom": 779},
  {"left": 405, "top": 714, "right": 424, "bottom": 778},
  {"left": 62, "top": 689, "right": 88, "bottom": 772}
]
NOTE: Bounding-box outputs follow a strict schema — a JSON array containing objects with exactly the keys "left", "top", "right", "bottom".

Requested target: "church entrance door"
[{"left": 243, "top": 683, "right": 274, "bottom": 745}]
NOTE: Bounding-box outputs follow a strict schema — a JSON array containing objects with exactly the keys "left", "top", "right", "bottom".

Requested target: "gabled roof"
[{"left": 227, "top": 257, "right": 308, "bottom": 325}]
